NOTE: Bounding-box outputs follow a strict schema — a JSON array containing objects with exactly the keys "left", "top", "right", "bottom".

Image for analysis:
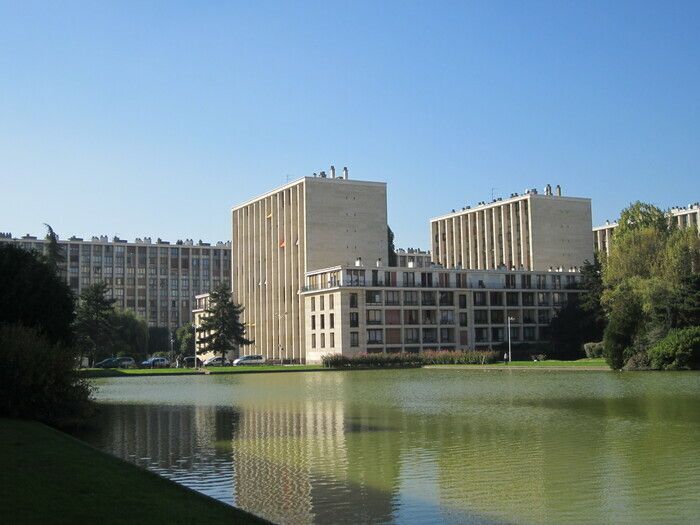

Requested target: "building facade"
[
  {"left": 230, "top": 168, "right": 388, "bottom": 363},
  {"left": 430, "top": 185, "right": 593, "bottom": 271},
  {"left": 301, "top": 263, "right": 582, "bottom": 363},
  {"left": 594, "top": 202, "right": 700, "bottom": 255},
  {"left": 394, "top": 248, "right": 431, "bottom": 268},
  {"left": 0, "top": 233, "right": 230, "bottom": 330}
]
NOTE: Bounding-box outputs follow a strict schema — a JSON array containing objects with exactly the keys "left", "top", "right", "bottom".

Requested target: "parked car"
[
  {"left": 232, "top": 355, "right": 265, "bottom": 366},
  {"left": 116, "top": 356, "right": 135, "bottom": 368},
  {"left": 141, "top": 357, "right": 170, "bottom": 368},
  {"left": 95, "top": 357, "right": 119, "bottom": 368},
  {"left": 180, "top": 356, "right": 202, "bottom": 368},
  {"left": 203, "top": 356, "right": 230, "bottom": 367}
]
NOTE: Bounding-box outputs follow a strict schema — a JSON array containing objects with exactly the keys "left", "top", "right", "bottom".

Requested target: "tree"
[
  {"left": 387, "top": 226, "right": 397, "bottom": 267},
  {"left": 603, "top": 282, "right": 642, "bottom": 369},
  {"left": 675, "top": 274, "right": 700, "bottom": 327},
  {"left": 579, "top": 254, "right": 606, "bottom": 340},
  {"left": 196, "top": 284, "right": 252, "bottom": 361},
  {"left": 75, "top": 281, "right": 116, "bottom": 366},
  {"left": 616, "top": 201, "right": 669, "bottom": 237},
  {"left": 0, "top": 243, "right": 75, "bottom": 345},
  {"left": 549, "top": 297, "right": 587, "bottom": 359},
  {"left": 107, "top": 309, "right": 149, "bottom": 361},
  {"left": 174, "top": 323, "right": 196, "bottom": 358},
  {"left": 43, "top": 223, "right": 64, "bottom": 271},
  {"left": 603, "top": 226, "right": 667, "bottom": 286},
  {"left": 148, "top": 326, "right": 171, "bottom": 355}
]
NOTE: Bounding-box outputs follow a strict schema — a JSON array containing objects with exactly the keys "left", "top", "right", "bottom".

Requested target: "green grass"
[
  {"left": 79, "top": 364, "right": 325, "bottom": 378},
  {"left": 0, "top": 418, "right": 269, "bottom": 524},
  {"left": 426, "top": 358, "right": 608, "bottom": 369}
]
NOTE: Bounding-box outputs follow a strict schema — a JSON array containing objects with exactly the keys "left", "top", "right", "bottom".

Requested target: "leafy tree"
[
  {"left": 148, "top": 326, "right": 171, "bottom": 355},
  {"left": 549, "top": 297, "right": 587, "bottom": 359},
  {"left": 43, "top": 223, "right": 65, "bottom": 271},
  {"left": 579, "top": 254, "right": 606, "bottom": 339},
  {"left": 675, "top": 274, "right": 700, "bottom": 327},
  {"left": 75, "top": 281, "right": 116, "bottom": 366},
  {"left": 647, "top": 327, "right": 700, "bottom": 370},
  {"left": 603, "top": 282, "right": 642, "bottom": 369},
  {"left": 174, "top": 323, "right": 196, "bottom": 357},
  {"left": 387, "top": 226, "right": 397, "bottom": 266},
  {"left": 0, "top": 243, "right": 75, "bottom": 345},
  {"left": 107, "top": 309, "right": 149, "bottom": 360},
  {"left": 196, "top": 284, "right": 252, "bottom": 361},
  {"left": 616, "top": 201, "right": 669, "bottom": 237},
  {"left": 603, "top": 226, "right": 667, "bottom": 287}
]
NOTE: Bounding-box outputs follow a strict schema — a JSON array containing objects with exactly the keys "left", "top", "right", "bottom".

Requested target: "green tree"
[
  {"left": 174, "top": 323, "right": 196, "bottom": 357},
  {"left": 196, "top": 284, "right": 252, "bottom": 361},
  {"left": 43, "top": 223, "right": 64, "bottom": 271},
  {"left": 674, "top": 274, "right": 700, "bottom": 327},
  {"left": 148, "top": 326, "right": 171, "bottom": 355},
  {"left": 75, "top": 281, "right": 116, "bottom": 366},
  {"left": 603, "top": 226, "right": 667, "bottom": 286},
  {"left": 616, "top": 201, "right": 669, "bottom": 237},
  {"left": 387, "top": 226, "right": 397, "bottom": 266},
  {"left": 579, "top": 254, "right": 606, "bottom": 339},
  {"left": 603, "top": 282, "right": 643, "bottom": 369},
  {"left": 0, "top": 243, "right": 75, "bottom": 345},
  {"left": 107, "top": 309, "right": 149, "bottom": 360}
]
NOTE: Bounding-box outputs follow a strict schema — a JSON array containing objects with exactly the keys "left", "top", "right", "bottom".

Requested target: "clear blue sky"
[{"left": 1, "top": 1, "right": 698, "bottom": 249}]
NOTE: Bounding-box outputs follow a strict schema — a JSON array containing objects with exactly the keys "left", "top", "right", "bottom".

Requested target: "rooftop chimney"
[
  {"left": 355, "top": 257, "right": 362, "bottom": 267},
  {"left": 342, "top": 166, "right": 348, "bottom": 179},
  {"left": 556, "top": 184, "right": 561, "bottom": 196},
  {"left": 330, "top": 165, "right": 336, "bottom": 178}
]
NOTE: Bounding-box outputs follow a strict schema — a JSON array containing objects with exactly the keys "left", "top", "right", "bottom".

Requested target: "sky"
[{"left": 1, "top": 1, "right": 699, "bottom": 249}]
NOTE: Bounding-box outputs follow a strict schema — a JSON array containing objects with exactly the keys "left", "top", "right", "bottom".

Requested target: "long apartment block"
[
  {"left": 0, "top": 233, "right": 230, "bottom": 329},
  {"left": 593, "top": 202, "right": 700, "bottom": 255},
  {"left": 231, "top": 167, "right": 388, "bottom": 363},
  {"left": 301, "top": 263, "right": 582, "bottom": 362},
  {"left": 431, "top": 184, "right": 593, "bottom": 271}
]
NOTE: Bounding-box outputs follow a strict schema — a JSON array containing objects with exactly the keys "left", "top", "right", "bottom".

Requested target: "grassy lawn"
[
  {"left": 425, "top": 358, "right": 608, "bottom": 369},
  {"left": 0, "top": 418, "right": 269, "bottom": 524},
  {"left": 79, "top": 364, "right": 325, "bottom": 378}
]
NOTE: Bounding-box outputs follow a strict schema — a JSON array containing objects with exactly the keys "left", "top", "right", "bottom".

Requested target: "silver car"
[{"left": 232, "top": 355, "right": 265, "bottom": 366}]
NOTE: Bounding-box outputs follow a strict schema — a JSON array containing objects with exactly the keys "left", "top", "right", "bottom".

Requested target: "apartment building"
[
  {"left": 231, "top": 167, "right": 388, "bottom": 363},
  {"left": 394, "top": 248, "right": 431, "bottom": 268},
  {"left": 302, "top": 263, "right": 582, "bottom": 363},
  {"left": 430, "top": 184, "right": 593, "bottom": 271},
  {"left": 0, "top": 233, "right": 230, "bottom": 330},
  {"left": 594, "top": 202, "right": 700, "bottom": 255}
]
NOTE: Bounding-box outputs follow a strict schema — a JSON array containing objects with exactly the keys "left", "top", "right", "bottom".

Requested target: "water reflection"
[{"left": 81, "top": 370, "right": 700, "bottom": 524}]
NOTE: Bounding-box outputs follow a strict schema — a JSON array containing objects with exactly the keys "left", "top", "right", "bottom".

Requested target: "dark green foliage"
[
  {"left": 583, "top": 342, "right": 604, "bottom": 358},
  {"left": 674, "top": 274, "right": 700, "bottom": 327},
  {"left": 321, "top": 350, "right": 497, "bottom": 368},
  {"left": 623, "top": 352, "right": 651, "bottom": 371},
  {"left": 174, "top": 323, "right": 196, "bottom": 357},
  {"left": 387, "top": 226, "right": 397, "bottom": 266},
  {"left": 0, "top": 243, "right": 75, "bottom": 345},
  {"left": 107, "top": 309, "right": 149, "bottom": 361},
  {"left": 579, "top": 255, "right": 606, "bottom": 338},
  {"left": 148, "top": 326, "right": 171, "bottom": 355},
  {"left": 603, "top": 285, "right": 642, "bottom": 369},
  {"left": 196, "top": 284, "right": 252, "bottom": 361},
  {"left": 548, "top": 298, "right": 587, "bottom": 359},
  {"left": 647, "top": 327, "right": 700, "bottom": 370},
  {"left": 0, "top": 324, "right": 93, "bottom": 427},
  {"left": 43, "top": 223, "right": 65, "bottom": 271},
  {"left": 75, "top": 281, "right": 116, "bottom": 366},
  {"left": 616, "top": 201, "right": 669, "bottom": 237}
]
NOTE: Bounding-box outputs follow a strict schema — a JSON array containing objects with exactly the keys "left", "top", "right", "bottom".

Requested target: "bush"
[
  {"left": 0, "top": 324, "right": 93, "bottom": 427},
  {"left": 321, "top": 350, "right": 497, "bottom": 369},
  {"left": 647, "top": 327, "right": 700, "bottom": 370},
  {"left": 623, "top": 352, "right": 651, "bottom": 371},
  {"left": 583, "top": 342, "right": 604, "bottom": 358}
]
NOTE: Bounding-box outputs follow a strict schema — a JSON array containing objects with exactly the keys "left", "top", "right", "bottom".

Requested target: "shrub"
[
  {"left": 321, "top": 350, "right": 497, "bottom": 368},
  {"left": 647, "top": 327, "right": 700, "bottom": 370},
  {"left": 623, "top": 352, "right": 651, "bottom": 371},
  {"left": 583, "top": 342, "right": 604, "bottom": 358},
  {"left": 0, "top": 323, "right": 93, "bottom": 427}
]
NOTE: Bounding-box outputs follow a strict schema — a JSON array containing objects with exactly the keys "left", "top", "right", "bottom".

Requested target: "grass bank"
[
  {"left": 425, "top": 358, "right": 608, "bottom": 370},
  {"left": 79, "top": 364, "right": 325, "bottom": 378},
  {"left": 0, "top": 418, "right": 269, "bottom": 524}
]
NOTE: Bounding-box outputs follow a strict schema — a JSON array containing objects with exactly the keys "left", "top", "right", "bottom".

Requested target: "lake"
[{"left": 79, "top": 369, "right": 700, "bottom": 524}]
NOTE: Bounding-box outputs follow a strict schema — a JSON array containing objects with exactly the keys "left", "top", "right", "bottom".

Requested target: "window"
[
  {"left": 521, "top": 274, "right": 532, "bottom": 289},
  {"left": 474, "top": 310, "right": 489, "bottom": 324},
  {"left": 311, "top": 334, "right": 316, "bottom": 348},
  {"left": 505, "top": 274, "right": 516, "bottom": 289},
  {"left": 320, "top": 295, "right": 325, "bottom": 310},
  {"left": 367, "top": 329, "right": 383, "bottom": 344},
  {"left": 329, "top": 294, "right": 335, "bottom": 309},
  {"left": 524, "top": 327, "right": 536, "bottom": 341},
  {"left": 459, "top": 312, "right": 468, "bottom": 327},
  {"left": 523, "top": 309, "right": 536, "bottom": 324},
  {"left": 491, "top": 327, "right": 504, "bottom": 342},
  {"left": 330, "top": 313, "right": 335, "bottom": 329},
  {"left": 440, "top": 327, "right": 454, "bottom": 343},
  {"left": 350, "top": 312, "right": 359, "bottom": 327},
  {"left": 321, "top": 333, "right": 325, "bottom": 348},
  {"left": 311, "top": 315, "right": 316, "bottom": 330},
  {"left": 538, "top": 292, "right": 549, "bottom": 306},
  {"left": 311, "top": 297, "right": 316, "bottom": 311},
  {"left": 366, "top": 290, "right": 382, "bottom": 305},
  {"left": 459, "top": 294, "right": 467, "bottom": 309},
  {"left": 475, "top": 327, "right": 488, "bottom": 342},
  {"left": 366, "top": 310, "right": 382, "bottom": 325},
  {"left": 422, "top": 310, "right": 437, "bottom": 325},
  {"left": 439, "top": 310, "right": 454, "bottom": 324},
  {"left": 386, "top": 291, "right": 400, "bottom": 305},
  {"left": 490, "top": 292, "right": 503, "bottom": 306},
  {"left": 405, "top": 328, "right": 420, "bottom": 344},
  {"left": 422, "top": 328, "right": 437, "bottom": 343},
  {"left": 537, "top": 275, "right": 547, "bottom": 289},
  {"left": 386, "top": 328, "right": 401, "bottom": 344},
  {"left": 538, "top": 310, "right": 550, "bottom": 324},
  {"left": 385, "top": 309, "right": 401, "bottom": 325},
  {"left": 506, "top": 292, "right": 519, "bottom": 306},
  {"left": 404, "top": 309, "right": 419, "bottom": 325},
  {"left": 439, "top": 291, "right": 453, "bottom": 306},
  {"left": 320, "top": 314, "right": 325, "bottom": 329},
  {"left": 350, "top": 293, "right": 358, "bottom": 308},
  {"left": 491, "top": 310, "right": 504, "bottom": 324},
  {"left": 522, "top": 292, "right": 535, "bottom": 306},
  {"left": 403, "top": 272, "right": 416, "bottom": 287},
  {"left": 330, "top": 333, "right": 335, "bottom": 348},
  {"left": 421, "top": 291, "right": 436, "bottom": 306},
  {"left": 474, "top": 292, "right": 487, "bottom": 306},
  {"left": 551, "top": 275, "right": 561, "bottom": 290},
  {"left": 403, "top": 291, "right": 419, "bottom": 305},
  {"left": 350, "top": 332, "right": 359, "bottom": 347}
]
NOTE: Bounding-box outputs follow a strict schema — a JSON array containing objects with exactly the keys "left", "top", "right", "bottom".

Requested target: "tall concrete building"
[
  {"left": 430, "top": 185, "right": 593, "bottom": 271},
  {"left": 0, "top": 233, "right": 230, "bottom": 330},
  {"left": 231, "top": 168, "right": 388, "bottom": 362},
  {"left": 594, "top": 202, "right": 700, "bottom": 255}
]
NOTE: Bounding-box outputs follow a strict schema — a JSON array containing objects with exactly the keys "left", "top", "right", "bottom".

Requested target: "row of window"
[
  {"left": 348, "top": 290, "right": 572, "bottom": 308},
  {"left": 310, "top": 294, "right": 335, "bottom": 312},
  {"left": 310, "top": 313, "right": 335, "bottom": 330},
  {"left": 351, "top": 308, "right": 551, "bottom": 326},
  {"left": 310, "top": 332, "right": 336, "bottom": 349},
  {"left": 352, "top": 325, "right": 544, "bottom": 346}
]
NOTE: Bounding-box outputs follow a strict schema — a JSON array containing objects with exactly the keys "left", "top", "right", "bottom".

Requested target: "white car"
[
  {"left": 232, "top": 355, "right": 265, "bottom": 366},
  {"left": 203, "top": 356, "right": 230, "bottom": 367}
]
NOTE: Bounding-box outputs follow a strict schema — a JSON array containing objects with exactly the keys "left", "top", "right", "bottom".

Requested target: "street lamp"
[{"left": 507, "top": 316, "right": 516, "bottom": 363}]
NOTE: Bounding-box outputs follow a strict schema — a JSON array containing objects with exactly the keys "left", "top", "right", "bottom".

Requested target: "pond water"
[{"left": 79, "top": 370, "right": 700, "bottom": 524}]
